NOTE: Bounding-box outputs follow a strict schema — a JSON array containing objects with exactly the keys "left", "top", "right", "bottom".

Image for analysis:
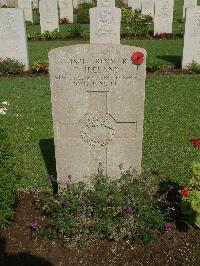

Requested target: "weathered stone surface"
[
  {"left": 39, "top": 0, "right": 59, "bottom": 33},
  {"left": 183, "top": 0, "right": 197, "bottom": 18},
  {"left": 0, "top": 0, "right": 16, "bottom": 7},
  {"left": 90, "top": 7, "right": 121, "bottom": 44},
  {"left": 154, "top": 0, "right": 174, "bottom": 35},
  {"left": 0, "top": 8, "right": 29, "bottom": 70},
  {"left": 17, "top": 0, "right": 33, "bottom": 22},
  {"left": 72, "top": 0, "right": 79, "bottom": 8},
  {"left": 142, "top": 0, "right": 154, "bottom": 17},
  {"left": 182, "top": 7, "right": 200, "bottom": 69},
  {"left": 58, "top": 0, "right": 73, "bottom": 23},
  {"left": 128, "top": 0, "right": 142, "bottom": 10},
  {"left": 49, "top": 44, "right": 146, "bottom": 185},
  {"left": 97, "top": 0, "right": 115, "bottom": 6},
  {"left": 32, "top": 0, "right": 39, "bottom": 9}
]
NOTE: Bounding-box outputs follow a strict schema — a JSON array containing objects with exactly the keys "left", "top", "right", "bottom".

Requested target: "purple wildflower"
[
  {"left": 125, "top": 207, "right": 133, "bottom": 214},
  {"left": 31, "top": 221, "right": 38, "bottom": 231},
  {"left": 62, "top": 198, "right": 68, "bottom": 205},
  {"left": 48, "top": 175, "right": 53, "bottom": 182},
  {"left": 164, "top": 223, "right": 172, "bottom": 230}
]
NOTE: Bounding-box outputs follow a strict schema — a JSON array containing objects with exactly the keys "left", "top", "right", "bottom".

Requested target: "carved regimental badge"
[{"left": 80, "top": 113, "right": 116, "bottom": 146}]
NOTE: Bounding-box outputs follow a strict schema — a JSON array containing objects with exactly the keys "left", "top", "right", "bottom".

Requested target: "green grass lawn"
[
  {"left": 0, "top": 75, "right": 199, "bottom": 189},
  {"left": 28, "top": 39, "right": 183, "bottom": 69}
]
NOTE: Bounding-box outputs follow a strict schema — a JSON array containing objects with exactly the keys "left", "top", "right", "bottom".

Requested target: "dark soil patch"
[{"left": 0, "top": 192, "right": 200, "bottom": 266}]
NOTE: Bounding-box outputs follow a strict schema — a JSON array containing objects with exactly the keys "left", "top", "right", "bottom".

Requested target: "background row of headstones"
[{"left": 0, "top": 1, "right": 200, "bottom": 70}]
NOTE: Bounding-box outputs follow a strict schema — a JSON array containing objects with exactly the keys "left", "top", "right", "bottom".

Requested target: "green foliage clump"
[
  {"left": 37, "top": 172, "right": 166, "bottom": 246},
  {"left": 76, "top": 2, "right": 95, "bottom": 24},
  {"left": 0, "top": 58, "right": 24, "bottom": 74},
  {"left": 147, "top": 60, "right": 161, "bottom": 72},
  {"left": 188, "top": 61, "right": 200, "bottom": 74},
  {"left": 40, "top": 30, "right": 62, "bottom": 40},
  {"left": 0, "top": 128, "right": 17, "bottom": 228},
  {"left": 121, "top": 7, "right": 153, "bottom": 37},
  {"left": 68, "top": 24, "right": 82, "bottom": 38},
  {"left": 180, "top": 162, "right": 200, "bottom": 228}
]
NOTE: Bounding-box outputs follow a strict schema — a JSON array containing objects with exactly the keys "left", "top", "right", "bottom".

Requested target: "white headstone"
[
  {"left": 0, "top": 8, "right": 29, "bottom": 70},
  {"left": 128, "top": 0, "right": 142, "bottom": 11},
  {"left": 154, "top": 0, "right": 174, "bottom": 35},
  {"left": 183, "top": 0, "right": 197, "bottom": 18},
  {"left": 39, "top": 0, "right": 59, "bottom": 33},
  {"left": 49, "top": 44, "right": 146, "bottom": 186},
  {"left": 182, "top": 7, "right": 200, "bottom": 69},
  {"left": 17, "top": 0, "right": 33, "bottom": 22},
  {"left": 32, "top": 0, "right": 39, "bottom": 9},
  {"left": 142, "top": 0, "right": 154, "bottom": 17},
  {"left": 90, "top": 0, "right": 121, "bottom": 44},
  {"left": 58, "top": 0, "right": 73, "bottom": 23},
  {"left": 73, "top": 0, "right": 79, "bottom": 8}
]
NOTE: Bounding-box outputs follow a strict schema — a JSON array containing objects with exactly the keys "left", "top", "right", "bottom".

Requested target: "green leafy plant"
[
  {"left": 76, "top": 2, "right": 95, "bottom": 24},
  {"left": 68, "top": 24, "right": 82, "bottom": 38},
  {"left": 180, "top": 162, "right": 200, "bottom": 228},
  {"left": 147, "top": 60, "right": 161, "bottom": 72},
  {"left": 188, "top": 61, "right": 200, "bottom": 74},
  {"left": 36, "top": 172, "right": 166, "bottom": 246},
  {"left": 0, "top": 128, "right": 17, "bottom": 228},
  {"left": 121, "top": 7, "right": 153, "bottom": 37},
  {"left": 40, "top": 30, "right": 62, "bottom": 40},
  {"left": 32, "top": 60, "right": 48, "bottom": 73},
  {"left": 0, "top": 58, "right": 24, "bottom": 74}
]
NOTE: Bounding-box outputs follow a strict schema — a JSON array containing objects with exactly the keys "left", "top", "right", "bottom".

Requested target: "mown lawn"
[
  {"left": 28, "top": 39, "right": 183, "bottom": 68},
  {"left": 0, "top": 75, "right": 199, "bottom": 189}
]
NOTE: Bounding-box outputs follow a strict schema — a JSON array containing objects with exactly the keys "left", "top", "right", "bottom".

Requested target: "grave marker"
[
  {"left": 142, "top": 0, "right": 154, "bottom": 17},
  {"left": 182, "top": 7, "right": 200, "bottom": 68},
  {"left": 0, "top": 8, "right": 29, "bottom": 70},
  {"left": 58, "top": 0, "right": 73, "bottom": 23},
  {"left": 17, "top": 0, "right": 33, "bottom": 22},
  {"left": 183, "top": 0, "right": 197, "bottom": 18},
  {"left": 49, "top": 44, "right": 146, "bottom": 186},
  {"left": 39, "top": 0, "right": 59, "bottom": 33},
  {"left": 90, "top": 0, "right": 121, "bottom": 44},
  {"left": 154, "top": 0, "right": 174, "bottom": 35}
]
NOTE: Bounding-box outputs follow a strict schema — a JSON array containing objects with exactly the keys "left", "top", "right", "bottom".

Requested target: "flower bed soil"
[{"left": 0, "top": 192, "right": 200, "bottom": 266}]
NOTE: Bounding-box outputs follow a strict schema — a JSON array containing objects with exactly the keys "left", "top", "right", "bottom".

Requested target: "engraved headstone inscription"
[
  {"left": 182, "top": 7, "right": 200, "bottom": 68},
  {"left": 49, "top": 44, "right": 146, "bottom": 186},
  {"left": 0, "top": 8, "right": 29, "bottom": 70}
]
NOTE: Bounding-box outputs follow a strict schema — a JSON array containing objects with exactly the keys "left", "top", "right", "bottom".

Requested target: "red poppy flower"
[
  {"left": 180, "top": 187, "right": 189, "bottom": 197},
  {"left": 191, "top": 138, "right": 200, "bottom": 149},
  {"left": 39, "top": 63, "right": 46, "bottom": 70},
  {"left": 131, "top": 51, "right": 144, "bottom": 65}
]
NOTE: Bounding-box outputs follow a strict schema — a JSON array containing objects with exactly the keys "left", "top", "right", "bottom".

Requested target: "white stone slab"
[
  {"left": 0, "top": 8, "right": 29, "bottom": 70},
  {"left": 128, "top": 0, "right": 142, "bottom": 10},
  {"left": 183, "top": 0, "right": 197, "bottom": 18},
  {"left": 32, "top": 0, "right": 39, "bottom": 9},
  {"left": 58, "top": 0, "right": 73, "bottom": 23},
  {"left": 154, "top": 0, "right": 174, "bottom": 35},
  {"left": 17, "top": 0, "right": 33, "bottom": 22},
  {"left": 90, "top": 7, "right": 121, "bottom": 44},
  {"left": 39, "top": 0, "right": 59, "bottom": 33},
  {"left": 73, "top": 0, "right": 79, "bottom": 8},
  {"left": 142, "top": 0, "right": 154, "bottom": 17},
  {"left": 97, "top": 0, "right": 115, "bottom": 6},
  {"left": 49, "top": 44, "right": 146, "bottom": 186},
  {"left": 182, "top": 7, "right": 200, "bottom": 69}
]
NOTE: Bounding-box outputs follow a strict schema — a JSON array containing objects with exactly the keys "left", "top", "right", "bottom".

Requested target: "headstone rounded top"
[{"left": 97, "top": 0, "right": 115, "bottom": 7}]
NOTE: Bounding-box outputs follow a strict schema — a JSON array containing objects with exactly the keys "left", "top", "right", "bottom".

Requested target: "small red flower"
[
  {"left": 180, "top": 187, "right": 189, "bottom": 197},
  {"left": 39, "top": 63, "right": 46, "bottom": 70},
  {"left": 131, "top": 51, "right": 144, "bottom": 65},
  {"left": 191, "top": 138, "right": 200, "bottom": 149}
]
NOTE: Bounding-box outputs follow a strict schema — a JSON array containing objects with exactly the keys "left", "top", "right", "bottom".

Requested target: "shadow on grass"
[
  {"left": 0, "top": 236, "right": 53, "bottom": 266},
  {"left": 156, "top": 55, "right": 182, "bottom": 68},
  {"left": 39, "top": 139, "right": 58, "bottom": 194}
]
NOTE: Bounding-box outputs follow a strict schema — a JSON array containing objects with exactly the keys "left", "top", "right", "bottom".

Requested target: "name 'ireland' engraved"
[{"left": 80, "top": 114, "right": 116, "bottom": 146}]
